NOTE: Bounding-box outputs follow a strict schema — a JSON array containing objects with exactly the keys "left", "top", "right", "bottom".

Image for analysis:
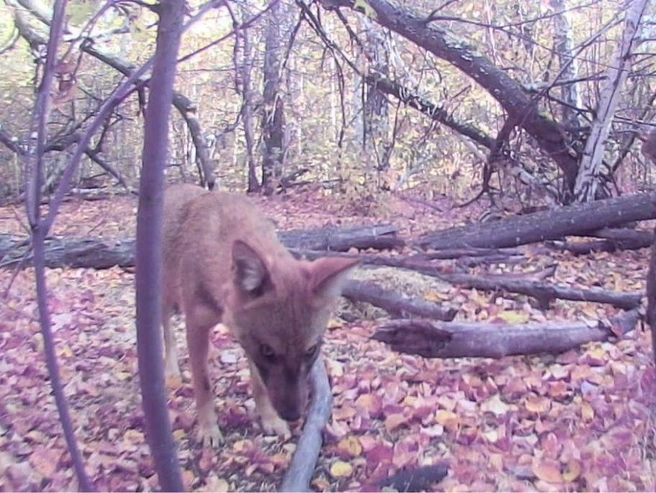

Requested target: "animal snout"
[{"left": 278, "top": 406, "right": 301, "bottom": 422}]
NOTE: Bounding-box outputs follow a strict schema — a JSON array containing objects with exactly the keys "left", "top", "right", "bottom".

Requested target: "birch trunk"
[{"left": 573, "top": 0, "right": 649, "bottom": 202}]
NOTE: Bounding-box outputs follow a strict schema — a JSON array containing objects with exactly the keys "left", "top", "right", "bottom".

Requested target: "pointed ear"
[
  {"left": 309, "top": 257, "right": 359, "bottom": 299},
  {"left": 232, "top": 240, "right": 271, "bottom": 296}
]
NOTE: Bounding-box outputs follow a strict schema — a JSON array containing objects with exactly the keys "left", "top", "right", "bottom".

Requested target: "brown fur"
[{"left": 162, "top": 183, "right": 358, "bottom": 446}]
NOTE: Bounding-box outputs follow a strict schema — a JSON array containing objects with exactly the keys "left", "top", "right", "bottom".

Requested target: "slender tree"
[
  {"left": 574, "top": 0, "right": 649, "bottom": 202},
  {"left": 261, "top": 0, "right": 285, "bottom": 194},
  {"left": 25, "top": 1, "right": 94, "bottom": 489},
  {"left": 135, "top": 1, "right": 185, "bottom": 490}
]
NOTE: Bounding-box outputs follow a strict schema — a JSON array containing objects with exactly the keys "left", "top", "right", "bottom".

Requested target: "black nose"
[{"left": 279, "top": 407, "right": 301, "bottom": 422}]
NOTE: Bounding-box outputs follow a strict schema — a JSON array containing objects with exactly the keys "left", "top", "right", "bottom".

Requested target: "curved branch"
[{"left": 280, "top": 357, "right": 333, "bottom": 492}]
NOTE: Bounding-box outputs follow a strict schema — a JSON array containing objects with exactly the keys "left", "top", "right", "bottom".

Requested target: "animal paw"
[
  {"left": 164, "top": 360, "right": 182, "bottom": 388},
  {"left": 165, "top": 372, "right": 183, "bottom": 389},
  {"left": 198, "top": 422, "right": 224, "bottom": 448},
  {"left": 261, "top": 414, "right": 291, "bottom": 439}
]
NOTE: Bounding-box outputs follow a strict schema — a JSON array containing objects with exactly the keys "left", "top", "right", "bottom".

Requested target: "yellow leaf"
[
  {"left": 384, "top": 413, "right": 407, "bottom": 432},
  {"left": 330, "top": 460, "right": 354, "bottom": 478},
  {"left": 425, "top": 290, "right": 446, "bottom": 302},
  {"left": 532, "top": 458, "right": 563, "bottom": 483},
  {"left": 123, "top": 429, "right": 144, "bottom": 444},
  {"left": 497, "top": 311, "right": 530, "bottom": 324},
  {"left": 30, "top": 448, "right": 59, "bottom": 477},
  {"left": 525, "top": 395, "right": 551, "bottom": 414},
  {"left": 562, "top": 459, "right": 581, "bottom": 482},
  {"left": 200, "top": 476, "right": 230, "bottom": 493},
  {"left": 337, "top": 436, "right": 362, "bottom": 457},
  {"left": 580, "top": 402, "right": 594, "bottom": 421},
  {"left": 434, "top": 410, "right": 459, "bottom": 432}
]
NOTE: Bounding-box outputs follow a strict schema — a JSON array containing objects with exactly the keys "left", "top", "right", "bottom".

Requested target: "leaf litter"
[{"left": 0, "top": 191, "right": 655, "bottom": 491}]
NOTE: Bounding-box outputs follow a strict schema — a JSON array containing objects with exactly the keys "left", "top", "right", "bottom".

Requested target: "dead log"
[
  {"left": 279, "top": 224, "right": 402, "bottom": 251},
  {"left": 415, "top": 191, "right": 656, "bottom": 250},
  {"left": 372, "top": 310, "right": 640, "bottom": 359},
  {"left": 342, "top": 280, "right": 457, "bottom": 321},
  {"left": 552, "top": 228, "right": 653, "bottom": 254},
  {"left": 0, "top": 223, "right": 401, "bottom": 269},
  {"left": 433, "top": 271, "right": 642, "bottom": 310},
  {"left": 280, "top": 357, "right": 332, "bottom": 492}
]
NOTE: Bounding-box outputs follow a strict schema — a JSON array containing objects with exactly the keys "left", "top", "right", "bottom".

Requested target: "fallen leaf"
[
  {"left": 481, "top": 394, "right": 509, "bottom": 416},
  {"left": 532, "top": 458, "right": 562, "bottom": 484},
  {"left": 384, "top": 413, "right": 407, "bottom": 432},
  {"left": 497, "top": 311, "right": 530, "bottom": 324},
  {"left": 525, "top": 395, "right": 551, "bottom": 414},
  {"left": 562, "top": 459, "right": 581, "bottom": 482},
  {"left": 434, "top": 409, "right": 459, "bottom": 431},
  {"left": 330, "top": 460, "right": 354, "bottom": 478},
  {"left": 337, "top": 436, "right": 362, "bottom": 457},
  {"left": 580, "top": 402, "right": 594, "bottom": 421},
  {"left": 29, "top": 448, "right": 60, "bottom": 477}
]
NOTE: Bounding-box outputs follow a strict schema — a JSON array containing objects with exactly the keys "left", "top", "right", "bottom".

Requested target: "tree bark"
[
  {"left": 573, "top": 0, "right": 649, "bottom": 202},
  {"left": 373, "top": 310, "right": 640, "bottom": 359},
  {"left": 135, "top": 1, "right": 185, "bottom": 489},
  {"left": 549, "top": 0, "right": 583, "bottom": 130},
  {"left": 555, "top": 227, "right": 654, "bottom": 254},
  {"left": 416, "top": 191, "right": 656, "bottom": 250},
  {"left": 235, "top": 4, "right": 260, "bottom": 193},
  {"left": 433, "top": 271, "right": 642, "bottom": 311},
  {"left": 361, "top": 17, "right": 390, "bottom": 175},
  {"left": 0, "top": 224, "right": 401, "bottom": 269},
  {"left": 342, "top": 280, "right": 457, "bottom": 321},
  {"left": 261, "top": 0, "right": 285, "bottom": 195}
]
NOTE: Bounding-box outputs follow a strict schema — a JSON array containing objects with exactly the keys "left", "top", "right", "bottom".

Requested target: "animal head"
[{"left": 226, "top": 240, "right": 358, "bottom": 421}]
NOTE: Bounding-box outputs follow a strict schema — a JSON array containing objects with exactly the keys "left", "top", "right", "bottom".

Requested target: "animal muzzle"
[{"left": 269, "top": 377, "right": 308, "bottom": 422}]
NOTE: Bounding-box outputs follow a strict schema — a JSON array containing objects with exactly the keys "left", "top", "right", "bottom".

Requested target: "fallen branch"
[
  {"left": 342, "top": 280, "right": 457, "bottom": 321},
  {"left": 0, "top": 223, "right": 401, "bottom": 269},
  {"left": 372, "top": 310, "right": 640, "bottom": 359},
  {"left": 280, "top": 357, "right": 332, "bottom": 492},
  {"left": 279, "top": 224, "right": 403, "bottom": 251},
  {"left": 551, "top": 228, "right": 653, "bottom": 254},
  {"left": 395, "top": 266, "right": 641, "bottom": 310},
  {"left": 416, "top": 191, "right": 656, "bottom": 250},
  {"left": 435, "top": 271, "right": 642, "bottom": 310}
]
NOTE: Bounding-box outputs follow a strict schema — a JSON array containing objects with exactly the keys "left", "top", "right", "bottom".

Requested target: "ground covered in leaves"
[{"left": 0, "top": 190, "right": 655, "bottom": 491}]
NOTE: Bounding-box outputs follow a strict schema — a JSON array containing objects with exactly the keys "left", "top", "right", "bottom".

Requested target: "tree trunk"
[
  {"left": 261, "top": 0, "right": 285, "bottom": 195},
  {"left": 135, "top": 1, "right": 185, "bottom": 488},
  {"left": 573, "top": 0, "right": 649, "bottom": 202},
  {"left": 373, "top": 310, "right": 640, "bottom": 359},
  {"left": 362, "top": 18, "right": 390, "bottom": 177},
  {"left": 416, "top": 191, "right": 656, "bottom": 250},
  {"left": 549, "top": 0, "right": 583, "bottom": 130},
  {"left": 236, "top": 3, "right": 259, "bottom": 193}
]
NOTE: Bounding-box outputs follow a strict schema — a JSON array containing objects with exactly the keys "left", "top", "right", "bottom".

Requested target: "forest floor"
[{"left": 0, "top": 189, "right": 655, "bottom": 492}]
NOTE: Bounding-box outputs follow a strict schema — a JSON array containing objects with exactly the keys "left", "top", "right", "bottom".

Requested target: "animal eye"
[
  {"left": 305, "top": 344, "right": 320, "bottom": 360},
  {"left": 260, "top": 343, "right": 276, "bottom": 359}
]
